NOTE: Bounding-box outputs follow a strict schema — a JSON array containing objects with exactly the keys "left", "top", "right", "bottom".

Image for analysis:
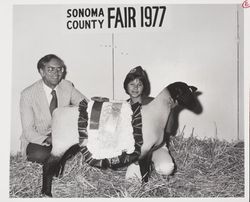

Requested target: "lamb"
[{"left": 41, "top": 81, "right": 198, "bottom": 197}]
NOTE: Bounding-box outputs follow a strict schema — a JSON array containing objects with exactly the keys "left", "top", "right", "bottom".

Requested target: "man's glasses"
[{"left": 47, "top": 66, "right": 64, "bottom": 74}]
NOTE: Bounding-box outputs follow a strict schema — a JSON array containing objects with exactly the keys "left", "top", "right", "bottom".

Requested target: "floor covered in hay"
[{"left": 9, "top": 134, "right": 245, "bottom": 198}]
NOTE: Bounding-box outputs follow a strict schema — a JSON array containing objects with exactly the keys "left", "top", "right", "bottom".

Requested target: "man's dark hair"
[{"left": 37, "top": 54, "right": 65, "bottom": 72}]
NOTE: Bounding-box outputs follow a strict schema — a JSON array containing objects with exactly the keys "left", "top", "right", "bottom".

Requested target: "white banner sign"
[{"left": 62, "top": 5, "right": 167, "bottom": 32}]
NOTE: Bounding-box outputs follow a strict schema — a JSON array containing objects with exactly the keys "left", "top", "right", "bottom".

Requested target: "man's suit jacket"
[{"left": 20, "top": 79, "right": 88, "bottom": 156}]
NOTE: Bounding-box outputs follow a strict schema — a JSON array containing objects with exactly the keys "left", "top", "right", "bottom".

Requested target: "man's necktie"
[{"left": 50, "top": 90, "right": 58, "bottom": 115}]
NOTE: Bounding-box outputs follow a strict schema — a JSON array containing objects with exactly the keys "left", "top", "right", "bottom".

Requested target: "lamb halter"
[{"left": 77, "top": 99, "right": 143, "bottom": 169}]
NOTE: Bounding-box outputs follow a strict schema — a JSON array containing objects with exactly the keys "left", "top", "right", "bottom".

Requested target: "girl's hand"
[{"left": 168, "top": 97, "right": 178, "bottom": 109}]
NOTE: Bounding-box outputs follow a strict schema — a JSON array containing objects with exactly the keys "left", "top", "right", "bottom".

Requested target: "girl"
[{"left": 123, "top": 66, "right": 153, "bottom": 105}]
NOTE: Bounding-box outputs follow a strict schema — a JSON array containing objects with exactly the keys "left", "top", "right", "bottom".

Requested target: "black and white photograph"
[{"left": 0, "top": 0, "right": 249, "bottom": 200}]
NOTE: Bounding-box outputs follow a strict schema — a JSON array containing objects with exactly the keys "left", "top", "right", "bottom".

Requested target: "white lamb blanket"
[{"left": 86, "top": 101, "right": 135, "bottom": 159}]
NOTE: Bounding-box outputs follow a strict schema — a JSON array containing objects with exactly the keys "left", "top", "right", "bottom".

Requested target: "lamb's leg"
[
  {"left": 41, "top": 154, "right": 62, "bottom": 197},
  {"left": 56, "top": 144, "right": 81, "bottom": 178},
  {"left": 138, "top": 153, "right": 152, "bottom": 183}
]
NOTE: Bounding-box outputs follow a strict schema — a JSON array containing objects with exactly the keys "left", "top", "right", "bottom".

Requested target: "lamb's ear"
[{"left": 189, "top": 86, "right": 197, "bottom": 92}]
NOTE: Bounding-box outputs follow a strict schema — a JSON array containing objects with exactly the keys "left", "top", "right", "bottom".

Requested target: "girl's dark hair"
[{"left": 123, "top": 66, "right": 151, "bottom": 96}]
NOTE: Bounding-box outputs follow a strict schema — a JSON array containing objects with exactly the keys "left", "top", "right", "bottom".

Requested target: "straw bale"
[{"left": 9, "top": 134, "right": 244, "bottom": 198}]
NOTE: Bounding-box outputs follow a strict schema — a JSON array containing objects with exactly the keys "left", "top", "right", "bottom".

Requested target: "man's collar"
[{"left": 42, "top": 81, "right": 58, "bottom": 93}]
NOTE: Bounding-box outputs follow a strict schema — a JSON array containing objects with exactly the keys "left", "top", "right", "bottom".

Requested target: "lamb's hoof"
[
  {"left": 41, "top": 190, "right": 52, "bottom": 197},
  {"left": 142, "top": 175, "right": 149, "bottom": 183},
  {"left": 55, "top": 171, "right": 63, "bottom": 179},
  {"left": 58, "top": 173, "right": 64, "bottom": 179}
]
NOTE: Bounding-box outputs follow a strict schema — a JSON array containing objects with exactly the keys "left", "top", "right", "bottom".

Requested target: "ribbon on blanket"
[
  {"left": 90, "top": 101, "right": 106, "bottom": 130},
  {"left": 77, "top": 99, "right": 143, "bottom": 169}
]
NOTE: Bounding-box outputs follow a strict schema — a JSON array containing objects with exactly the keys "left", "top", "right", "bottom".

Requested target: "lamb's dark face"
[{"left": 167, "top": 82, "right": 197, "bottom": 110}]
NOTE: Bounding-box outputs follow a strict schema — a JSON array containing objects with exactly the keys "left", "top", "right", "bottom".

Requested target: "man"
[{"left": 20, "top": 54, "right": 88, "bottom": 164}]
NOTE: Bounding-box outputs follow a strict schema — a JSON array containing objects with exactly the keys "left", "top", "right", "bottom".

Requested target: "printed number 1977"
[{"left": 141, "top": 6, "right": 166, "bottom": 27}]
